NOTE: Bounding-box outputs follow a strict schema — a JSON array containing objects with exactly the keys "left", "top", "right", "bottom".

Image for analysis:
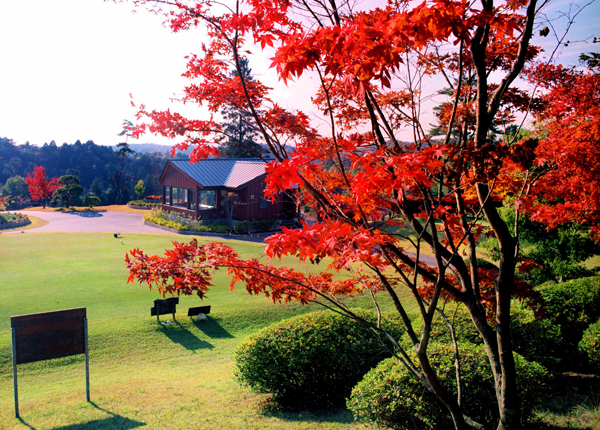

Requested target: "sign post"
[
  {"left": 11, "top": 308, "right": 89, "bottom": 417},
  {"left": 11, "top": 328, "right": 18, "bottom": 418}
]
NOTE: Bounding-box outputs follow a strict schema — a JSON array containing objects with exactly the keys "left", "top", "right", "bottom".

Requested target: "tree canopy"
[
  {"left": 25, "top": 166, "right": 59, "bottom": 209},
  {"left": 122, "top": 0, "right": 600, "bottom": 429},
  {"left": 0, "top": 138, "right": 168, "bottom": 206},
  {"left": 218, "top": 57, "right": 265, "bottom": 158}
]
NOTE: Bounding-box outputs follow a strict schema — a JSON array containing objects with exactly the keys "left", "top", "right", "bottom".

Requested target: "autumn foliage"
[
  {"left": 24, "top": 166, "right": 59, "bottom": 209},
  {"left": 122, "top": 0, "right": 598, "bottom": 428},
  {"left": 526, "top": 66, "right": 600, "bottom": 240}
]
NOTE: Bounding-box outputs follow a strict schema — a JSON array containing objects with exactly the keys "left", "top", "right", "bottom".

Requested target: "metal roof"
[{"left": 168, "top": 158, "right": 267, "bottom": 188}]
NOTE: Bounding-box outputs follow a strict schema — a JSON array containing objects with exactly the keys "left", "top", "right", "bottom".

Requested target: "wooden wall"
[
  {"left": 159, "top": 164, "right": 291, "bottom": 222},
  {"left": 233, "top": 178, "right": 283, "bottom": 221},
  {"left": 161, "top": 165, "right": 198, "bottom": 189}
]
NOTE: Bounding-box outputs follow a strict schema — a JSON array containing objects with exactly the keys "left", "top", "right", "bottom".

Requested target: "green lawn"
[
  {"left": 0, "top": 232, "right": 389, "bottom": 430},
  {"left": 1, "top": 232, "right": 597, "bottom": 429}
]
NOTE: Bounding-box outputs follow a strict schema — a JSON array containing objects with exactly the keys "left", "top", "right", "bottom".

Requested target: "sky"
[{"left": 0, "top": 0, "right": 598, "bottom": 148}]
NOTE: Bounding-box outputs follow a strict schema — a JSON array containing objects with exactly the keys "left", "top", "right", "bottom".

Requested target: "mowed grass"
[{"left": 0, "top": 232, "right": 395, "bottom": 430}]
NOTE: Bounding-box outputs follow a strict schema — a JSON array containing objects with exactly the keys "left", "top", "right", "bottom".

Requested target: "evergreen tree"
[
  {"left": 218, "top": 58, "right": 264, "bottom": 158},
  {"left": 112, "top": 120, "right": 136, "bottom": 204},
  {"left": 50, "top": 172, "right": 83, "bottom": 208}
]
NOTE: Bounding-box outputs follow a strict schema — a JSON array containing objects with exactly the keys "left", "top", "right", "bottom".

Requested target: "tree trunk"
[
  {"left": 477, "top": 183, "right": 521, "bottom": 430},
  {"left": 495, "top": 248, "right": 521, "bottom": 430},
  {"left": 418, "top": 353, "right": 473, "bottom": 430}
]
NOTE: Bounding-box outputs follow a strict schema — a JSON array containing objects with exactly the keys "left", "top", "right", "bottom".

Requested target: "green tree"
[
  {"left": 51, "top": 173, "right": 83, "bottom": 208},
  {"left": 82, "top": 193, "right": 101, "bottom": 209},
  {"left": 112, "top": 120, "right": 136, "bottom": 204},
  {"left": 134, "top": 179, "right": 146, "bottom": 200},
  {"left": 580, "top": 51, "right": 600, "bottom": 72},
  {"left": 484, "top": 208, "right": 600, "bottom": 285},
  {"left": 218, "top": 58, "right": 264, "bottom": 158},
  {"left": 0, "top": 175, "right": 31, "bottom": 209},
  {"left": 89, "top": 177, "right": 109, "bottom": 206}
]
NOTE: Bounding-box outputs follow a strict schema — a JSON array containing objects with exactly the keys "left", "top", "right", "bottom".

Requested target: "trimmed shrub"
[
  {"left": 510, "top": 299, "right": 564, "bottom": 370},
  {"left": 428, "top": 301, "right": 564, "bottom": 370},
  {"left": 538, "top": 276, "right": 600, "bottom": 338},
  {"left": 579, "top": 318, "right": 600, "bottom": 368},
  {"left": 127, "top": 199, "right": 157, "bottom": 207},
  {"left": 233, "top": 309, "right": 402, "bottom": 408},
  {"left": 348, "top": 342, "right": 550, "bottom": 429},
  {"left": 537, "top": 276, "right": 600, "bottom": 368},
  {"left": 83, "top": 194, "right": 101, "bottom": 209},
  {"left": 143, "top": 208, "right": 231, "bottom": 233},
  {"left": 427, "top": 304, "right": 482, "bottom": 346},
  {"left": 234, "top": 218, "right": 279, "bottom": 233},
  {"left": 0, "top": 212, "right": 29, "bottom": 225}
]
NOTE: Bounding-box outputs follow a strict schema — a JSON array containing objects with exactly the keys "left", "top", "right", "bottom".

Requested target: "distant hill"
[
  {"left": 111, "top": 143, "right": 277, "bottom": 158},
  {"left": 110, "top": 143, "right": 185, "bottom": 155}
]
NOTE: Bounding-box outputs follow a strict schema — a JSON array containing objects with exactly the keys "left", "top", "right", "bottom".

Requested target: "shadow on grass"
[
  {"left": 160, "top": 322, "right": 215, "bottom": 351},
  {"left": 524, "top": 373, "right": 600, "bottom": 430},
  {"left": 17, "top": 417, "right": 37, "bottom": 430},
  {"left": 17, "top": 402, "right": 145, "bottom": 430},
  {"left": 51, "top": 415, "right": 145, "bottom": 430},
  {"left": 258, "top": 399, "right": 356, "bottom": 425},
  {"left": 194, "top": 317, "right": 234, "bottom": 339}
]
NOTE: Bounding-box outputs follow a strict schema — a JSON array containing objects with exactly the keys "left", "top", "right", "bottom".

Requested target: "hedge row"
[
  {"left": 233, "top": 276, "right": 600, "bottom": 428},
  {"left": 233, "top": 309, "right": 403, "bottom": 408},
  {"left": 347, "top": 342, "right": 550, "bottom": 429}
]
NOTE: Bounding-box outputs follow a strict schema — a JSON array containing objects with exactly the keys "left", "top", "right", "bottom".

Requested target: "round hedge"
[
  {"left": 510, "top": 299, "right": 564, "bottom": 370},
  {"left": 538, "top": 276, "right": 600, "bottom": 340},
  {"left": 579, "top": 318, "right": 600, "bottom": 368},
  {"left": 536, "top": 276, "right": 600, "bottom": 369},
  {"left": 347, "top": 342, "right": 551, "bottom": 429},
  {"left": 233, "top": 309, "right": 402, "bottom": 408}
]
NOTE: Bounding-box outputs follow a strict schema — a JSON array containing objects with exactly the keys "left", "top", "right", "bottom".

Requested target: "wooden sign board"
[
  {"left": 11, "top": 307, "right": 89, "bottom": 417},
  {"left": 151, "top": 297, "right": 179, "bottom": 317},
  {"left": 11, "top": 308, "right": 86, "bottom": 364},
  {"left": 187, "top": 306, "right": 211, "bottom": 317}
]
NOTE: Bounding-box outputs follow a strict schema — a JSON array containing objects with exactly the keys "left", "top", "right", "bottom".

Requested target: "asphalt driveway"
[
  {"left": 12, "top": 210, "right": 167, "bottom": 234},
  {"left": 8, "top": 210, "right": 274, "bottom": 242}
]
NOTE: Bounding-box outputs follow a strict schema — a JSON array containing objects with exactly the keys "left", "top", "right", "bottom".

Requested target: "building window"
[
  {"left": 250, "top": 195, "right": 255, "bottom": 200},
  {"left": 172, "top": 187, "right": 180, "bottom": 204},
  {"left": 259, "top": 199, "right": 269, "bottom": 209},
  {"left": 199, "top": 190, "right": 216, "bottom": 210},
  {"left": 171, "top": 187, "right": 188, "bottom": 207}
]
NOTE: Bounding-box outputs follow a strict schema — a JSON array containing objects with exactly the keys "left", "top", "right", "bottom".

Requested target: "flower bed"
[
  {"left": 143, "top": 208, "right": 280, "bottom": 234},
  {"left": 127, "top": 199, "right": 160, "bottom": 209},
  {"left": 0, "top": 212, "right": 31, "bottom": 230},
  {"left": 143, "top": 208, "right": 231, "bottom": 233}
]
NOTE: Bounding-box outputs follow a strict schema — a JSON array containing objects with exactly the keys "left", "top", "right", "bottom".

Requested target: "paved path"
[
  {"left": 11, "top": 210, "right": 164, "bottom": 234},
  {"left": 7, "top": 210, "right": 274, "bottom": 242}
]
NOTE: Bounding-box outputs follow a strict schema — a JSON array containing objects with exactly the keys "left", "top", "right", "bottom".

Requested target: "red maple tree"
[
  {"left": 121, "top": 0, "right": 598, "bottom": 428},
  {"left": 24, "top": 166, "right": 59, "bottom": 209},
  {"left": 524, "top": 64, "right": 600, "bottom": 240}
]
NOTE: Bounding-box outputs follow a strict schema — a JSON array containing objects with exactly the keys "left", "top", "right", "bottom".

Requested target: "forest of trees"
[{"left": 0, "top": 137, "right": 169, "bottom": 208}]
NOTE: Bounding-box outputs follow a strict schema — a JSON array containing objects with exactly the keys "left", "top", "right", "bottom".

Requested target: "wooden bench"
[
  {"left": 151, "top": 297, "right": 179, "bottom": 322},
  {"left": 187, "top": 305, "right": 211, "bottom": 321}
]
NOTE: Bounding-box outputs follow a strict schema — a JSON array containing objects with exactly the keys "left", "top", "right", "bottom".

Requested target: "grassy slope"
[
  {"left": 3, "top": 229, "right": 595, "bottom": 429},
  {"left": 0, "top": 232, "right": 397, "bottom": 430}
]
